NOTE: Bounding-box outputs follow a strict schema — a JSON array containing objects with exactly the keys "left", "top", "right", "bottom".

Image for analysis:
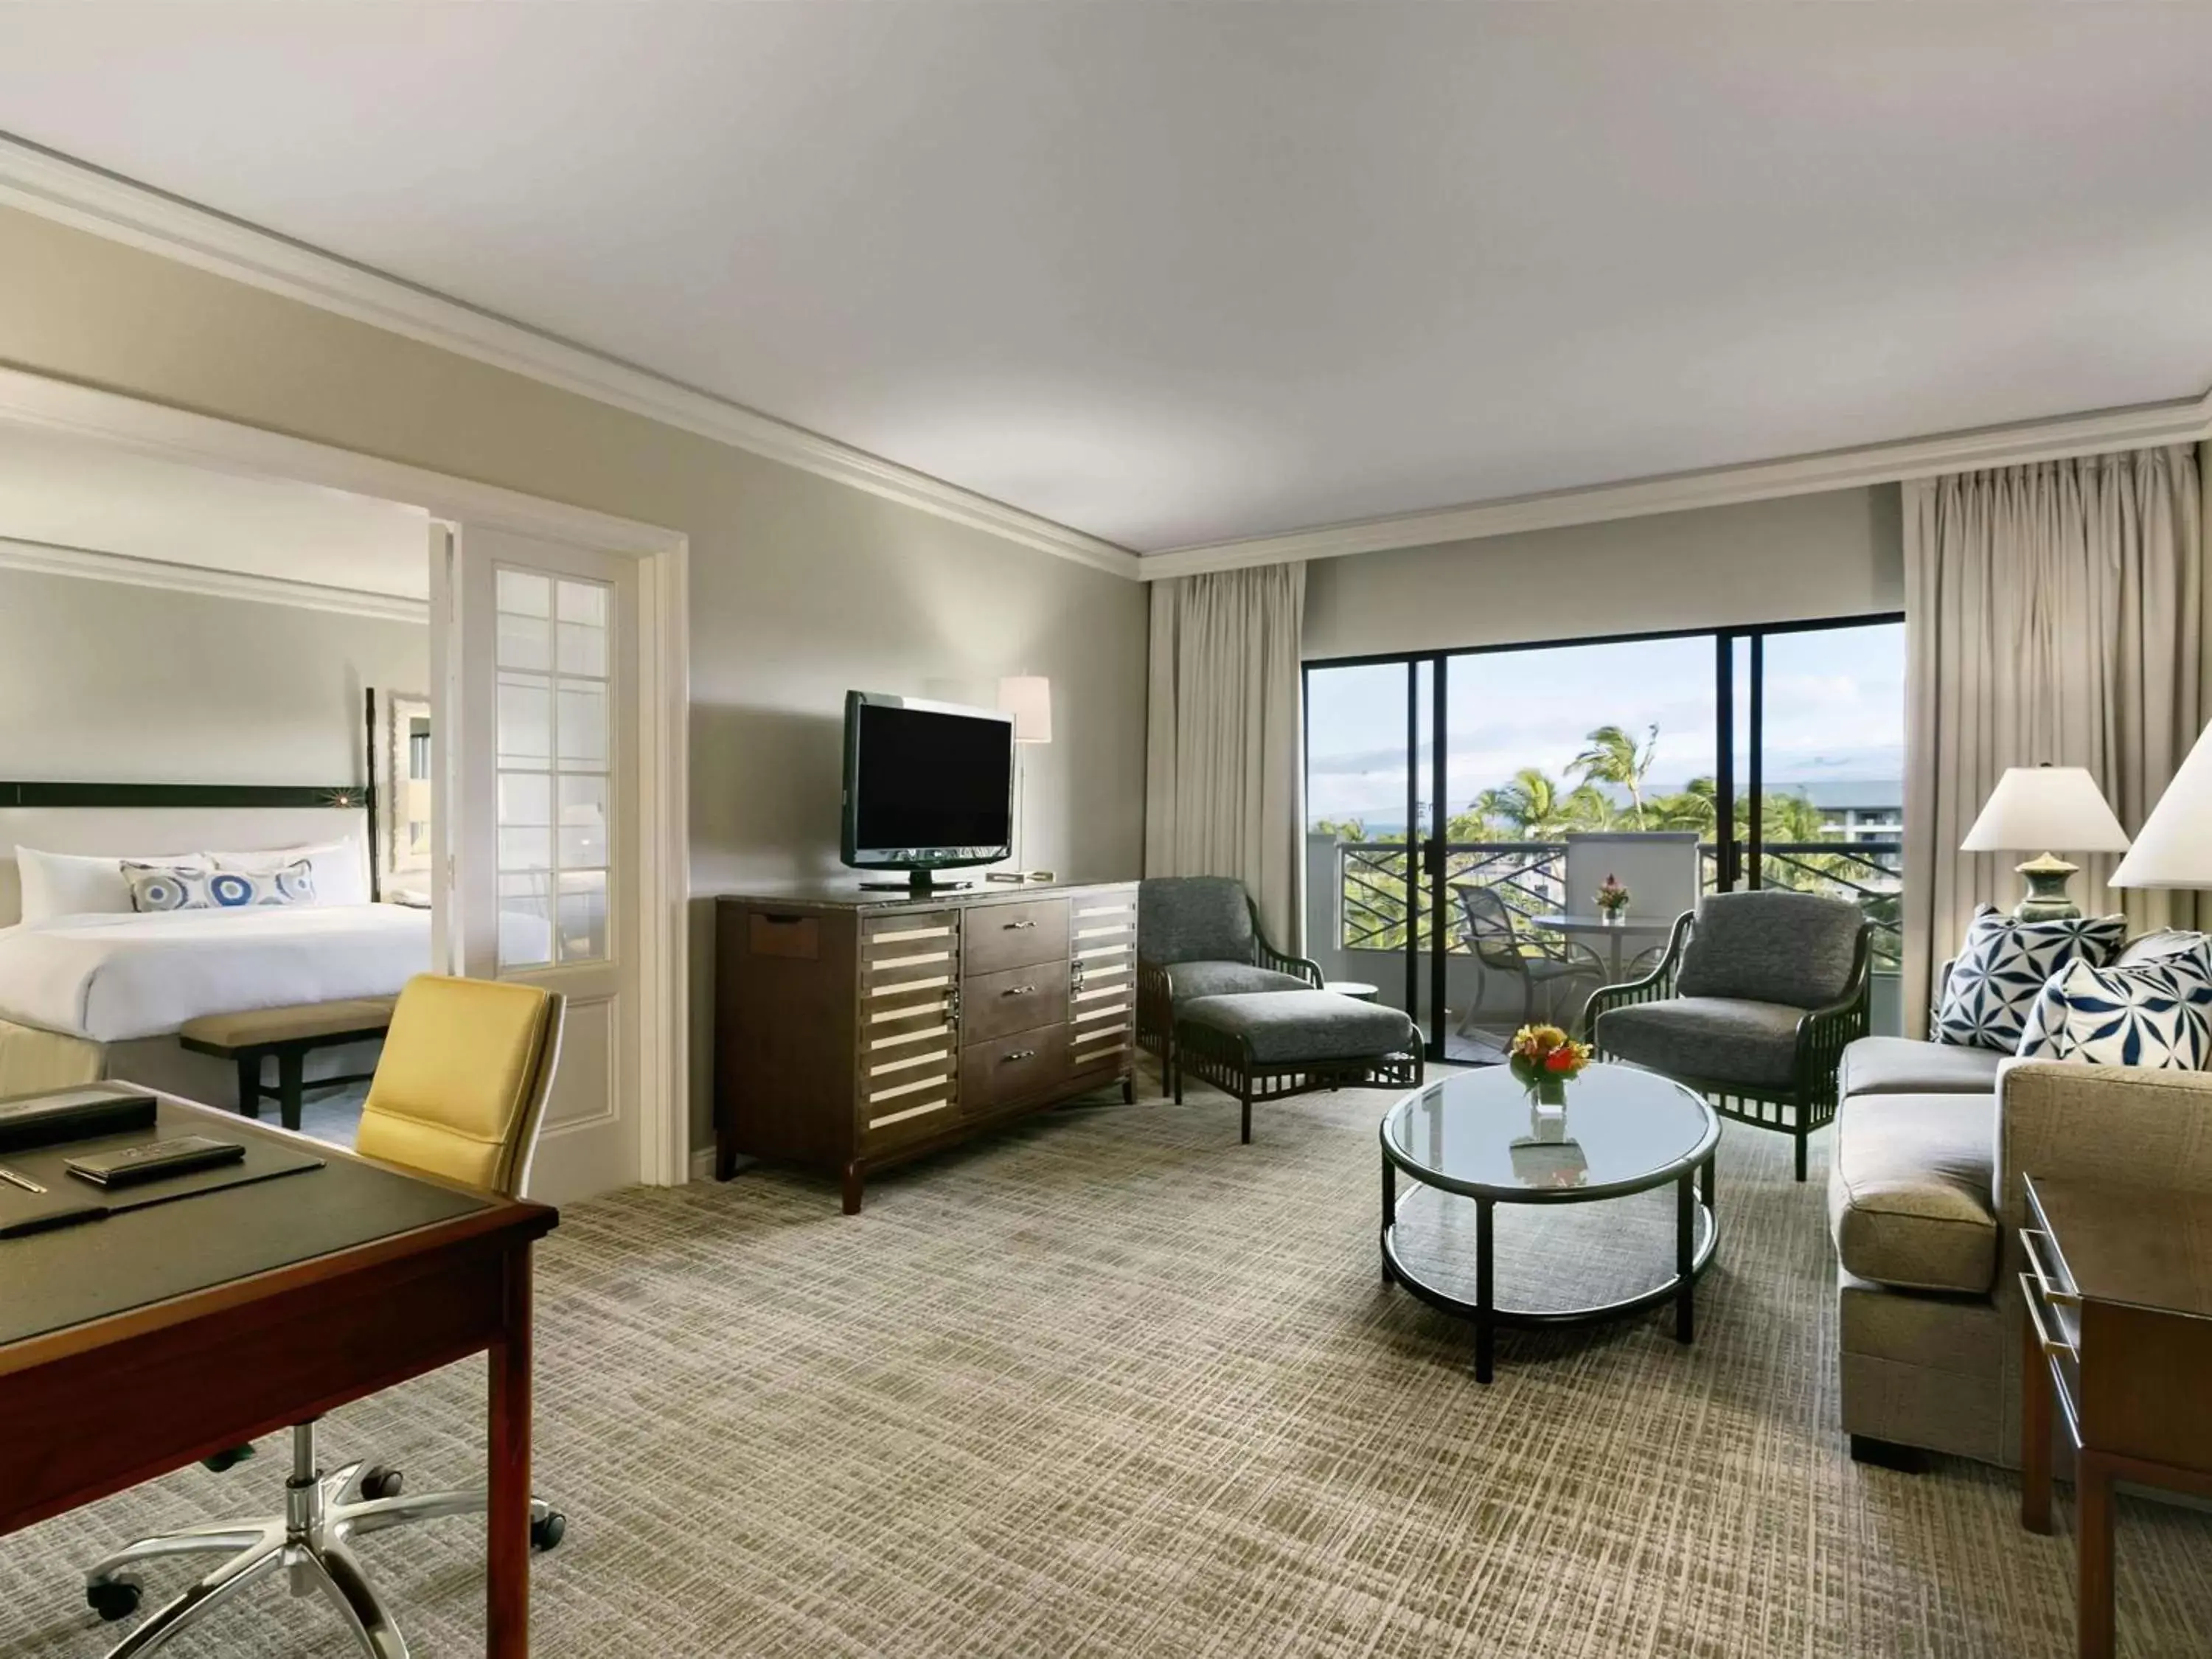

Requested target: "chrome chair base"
[{"left": 85, "top": 1423, "right": 560, "bottom": 1659}]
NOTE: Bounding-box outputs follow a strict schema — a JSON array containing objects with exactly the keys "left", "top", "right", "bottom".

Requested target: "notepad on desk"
[{"left": 0, "top": 1083, "right": 158, "bottom": 1153}]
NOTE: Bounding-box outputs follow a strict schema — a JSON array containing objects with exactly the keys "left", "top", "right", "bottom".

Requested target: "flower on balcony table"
[
  {"left": 1507, "top": 1023, "right": 1593, "bottom": 1085},
  {"left": 1595, "top": 874, "right": 1632, "bottom": 916}
]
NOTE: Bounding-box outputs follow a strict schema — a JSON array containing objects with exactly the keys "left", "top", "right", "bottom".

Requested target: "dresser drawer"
[
  {"left": 961, "top": 962, "right": 1071, "bottom": 1044},
  {"left": 962, "top": 1026, "right": 1070, "bottom": 1117},
  {"left": 963, "top": 898, "right": 1070, "bottom": 975}
]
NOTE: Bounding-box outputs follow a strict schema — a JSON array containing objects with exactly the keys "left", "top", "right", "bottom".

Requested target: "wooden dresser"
[{"left": 713, "top": 880, "right": 1139, "bottom": 1211}]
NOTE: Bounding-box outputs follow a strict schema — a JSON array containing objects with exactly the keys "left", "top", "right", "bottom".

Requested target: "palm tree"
[
  {"left": 1649, "top": 775, "right": 1719, "bottom": 834},
  {"left": 1571, "top": 724, "right": 1660, "bottom": 829}
]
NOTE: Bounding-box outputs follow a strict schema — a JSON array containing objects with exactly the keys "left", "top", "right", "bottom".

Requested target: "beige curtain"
[
  {"left": 1144, "top": 563, "right": 1307, "bottom": 946},
  {"left": 1902, "top": 444, "right": 2208, "bottom": 1034}
]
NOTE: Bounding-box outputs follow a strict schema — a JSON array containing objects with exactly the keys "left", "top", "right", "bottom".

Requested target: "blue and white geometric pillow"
[
  {"left": 125, "top": 859, "right": 313, "bottom": 912},
  {"left": 2017, "top": 944, "right": 2212, "bottom": 1068},
  {"left": 1933, "top": 905, "right": 2128, "bottom": 1051}
]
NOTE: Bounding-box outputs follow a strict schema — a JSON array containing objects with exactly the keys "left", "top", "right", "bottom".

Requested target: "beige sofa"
[{"left": 1829, "top": 1034, "right": 2212, "bottom": 1468}]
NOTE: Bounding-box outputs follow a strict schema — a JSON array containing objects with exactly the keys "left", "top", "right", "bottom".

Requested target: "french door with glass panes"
[{"left": 440, "top": 522, "right": 641, "bottom": 1201}]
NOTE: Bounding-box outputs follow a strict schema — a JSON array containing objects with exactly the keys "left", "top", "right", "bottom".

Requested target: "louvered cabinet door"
[
  {"left": 858, "top": 910, "right": 961, "bottom": 1152},
  {"left": 1065, "top": 884, "right": 1138, "bottom": 1084}
]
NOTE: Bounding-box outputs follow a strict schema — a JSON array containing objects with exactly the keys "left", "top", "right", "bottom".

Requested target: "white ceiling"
[
  {"left": 1, "top": 4, "right": 2211, "bottom": 554},
  {"left": 0, "top": 424, "right": 431, "bottom": 598}
]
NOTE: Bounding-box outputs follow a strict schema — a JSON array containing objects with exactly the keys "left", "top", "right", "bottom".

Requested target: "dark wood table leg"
[
  {"left": 2021, "top": 1303, "right": 2053, "bottom": 1534},
  {"left": 234, "top": 1053, "right": 262, "bottom": 1120},
  {"left": 1380, "top": 1158, "right": 1396, "bottom": 1286},
  {"left": 1674, "top": 1168, "right": 1696, "bottom": 1344},
  {"left": 488, "top": 1246, "right": 533, "bottom": 1659},
  {"left": 276, "top": 1051, "right": 306, "bottom": 1132},
  {"left": 841, "top": 1161, "right": 864, "bottom": 1216},
  {"left": 2078, "top": 1450, "right": 2114, "bottom": 1659},
  {"left": 1475, "top": 1197, "right": 1495, "bottom": 1384}
]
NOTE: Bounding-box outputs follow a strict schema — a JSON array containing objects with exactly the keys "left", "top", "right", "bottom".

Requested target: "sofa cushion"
[
  {"left": 1839, "top": 1036, "right": 2006, "bottom": 1099},
  {"left": 1932, "top": 905, "right": 2126, "bottom": 1053},
  {"left": 1139, "top": 877, "right": 1253, "bottom": 967},
  {"left": 1828, "top": 1092, "right": 1998, "bottom": 1295},
  {"left": 1595, "top": 997, "right": 1804, "bottom": 1088},
  {"left": 1177, "top": 988, "right": 1414, "bottom": 1064},
  {"left": 2016, "top": 942, "right": 2212, "bottom": 1068},
  {"left": 2117, "top": 928, "right": 2212, "bottom": 967},
  {"left": 1674, "top": 890, "right": 1863, "bottom": 1009},
  {"left": 1164, "top": 960, "right": 1311, "bottom": 1005}
]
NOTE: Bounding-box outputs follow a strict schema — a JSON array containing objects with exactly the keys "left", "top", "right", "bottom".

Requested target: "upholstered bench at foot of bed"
[
  {"left": 1172, "top": 989, "right": 1423, "bottom": 1143},
  {"left": 178, "top": 997, "right": 397, "bottom": 1130}
]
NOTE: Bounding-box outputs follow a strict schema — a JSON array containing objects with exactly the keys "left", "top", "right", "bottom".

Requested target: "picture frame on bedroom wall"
[{"left": 366, "top": 687, "right": 434, "bottom": 908}]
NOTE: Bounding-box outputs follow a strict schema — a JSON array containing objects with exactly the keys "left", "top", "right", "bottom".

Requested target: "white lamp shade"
[
  {"left": 1959, "top": 765, "right": 2130, "bottom": 855},
  {"left": 2112, "top": 726, "right": 2212, "bottom": 888},
  {"left": 996, "top": 675, "right": 1052, "bottom": 744}
]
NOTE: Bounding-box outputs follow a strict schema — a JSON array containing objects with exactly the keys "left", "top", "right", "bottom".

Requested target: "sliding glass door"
[{"left": 1303, "top": 613, "right": 1905, "bottom": 1061}]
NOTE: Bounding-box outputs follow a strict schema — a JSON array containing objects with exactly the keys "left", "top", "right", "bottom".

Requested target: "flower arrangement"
[
  {"left": 1508, "top": 1024, "right": 1593, "bottom": 1085},
  {"left": 1595, "top": 874, "right": 1632, "bottom": 917}
]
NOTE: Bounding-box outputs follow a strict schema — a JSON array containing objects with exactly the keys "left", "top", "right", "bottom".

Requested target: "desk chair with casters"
[{"left": 82, "top": 975, "right": 568, "bottom": 1658}]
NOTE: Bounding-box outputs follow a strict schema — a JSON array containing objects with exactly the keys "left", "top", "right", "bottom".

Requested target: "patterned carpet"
[{"left": 4, "top": 1065, "right": 2209, "bottom": 1657}]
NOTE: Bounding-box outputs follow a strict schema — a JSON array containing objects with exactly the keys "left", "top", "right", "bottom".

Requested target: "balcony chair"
[
  {"left": 1586, "top": 890, "right": 1871, "bottom": 1182},
  {"left": 1136, "top": 876, "right": 1322, "bottom": 1079},
  {"left": 1450, "top": 882, "right": 1609, "bottom": 1037},
  {"left": 82, "top": 975, "right": 568, "bottom": 1658}
]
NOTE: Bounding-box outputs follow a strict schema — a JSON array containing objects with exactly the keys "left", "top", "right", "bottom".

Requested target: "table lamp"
[
  {"left": 2110, "top": 724, "right": 2212, "bottom": 892},
  {"left": 991, "top": 675, "right": 1053, "bottom": 883},
  {"left": 1960, "top": 764, "right": 2131, "bottom": 921}
]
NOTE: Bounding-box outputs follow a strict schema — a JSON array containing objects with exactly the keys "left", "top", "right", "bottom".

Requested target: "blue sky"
[{"left": 1307, "top": 622, "right": 1905, "bottom": 827}]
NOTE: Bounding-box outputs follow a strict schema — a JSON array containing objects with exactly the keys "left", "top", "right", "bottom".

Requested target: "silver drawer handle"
[
  {"left": 1004, "top": 919, "right": 1037, "bottom": 930},
  {"left": 1004, "top": 1049, "right": 1036, "bottom": 1062},
  {"left": 2021, "top": 1228, "right": 2079, "bottom": 1307},
  {"left": 2020, "top": 1273, "right": 2077, "bottom": 1359},
  {"left": 1003, "top": 984, "right": 1036, "bottom": 996}
]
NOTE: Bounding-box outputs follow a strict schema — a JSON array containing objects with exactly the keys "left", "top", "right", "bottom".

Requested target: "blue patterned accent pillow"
[
  {"left": 125, "top": 860, "right": 313, "bottom": 912},
  {"left": 2017, "top": 944, "right": 2212, "bottom": 1068},
  {"left": 1933, "top": 905, "right": 2127, "bottom": 1051}
]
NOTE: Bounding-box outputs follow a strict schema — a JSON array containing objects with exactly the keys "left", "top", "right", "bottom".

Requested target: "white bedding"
[{"left": 0, "top": 904, "right": 432, "bottom": 1043}]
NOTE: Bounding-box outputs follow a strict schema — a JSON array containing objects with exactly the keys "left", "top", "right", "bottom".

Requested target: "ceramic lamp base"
[{"left": 2011, "top": 852, "right": 2081, "bottom": 922}]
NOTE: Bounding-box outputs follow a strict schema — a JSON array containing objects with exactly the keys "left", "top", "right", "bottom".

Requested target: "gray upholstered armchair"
[
  {"left": 1585, "top": 890, "right": 1871, "bottom": 1182},
  {"left": 1136, "top": 877, "right": 1321, "bottom": 1071}
]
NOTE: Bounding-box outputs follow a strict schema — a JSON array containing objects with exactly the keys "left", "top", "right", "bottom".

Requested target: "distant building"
[{"left": 1783, "top": 781, "right": 1903, "bottom": 843}]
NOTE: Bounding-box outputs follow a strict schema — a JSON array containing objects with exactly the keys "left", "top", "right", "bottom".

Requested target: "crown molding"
[
  {"left": 1138, "top": 389, "right": 2212, "bottom": 579},
  {"left": 0, "top": 535, "right": 429, "bottom": 623},
  {"left": 0, "top": 136, "right": 1141, "bottom": 582}
]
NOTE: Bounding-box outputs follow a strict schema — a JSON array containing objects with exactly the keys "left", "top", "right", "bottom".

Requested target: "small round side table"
[{"left": 1324, "top": 980, "right": 1380, "bottom": 1003}]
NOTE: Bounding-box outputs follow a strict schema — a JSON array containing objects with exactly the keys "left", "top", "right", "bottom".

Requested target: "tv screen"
[{"left": 843, "top": 693, "right": 1013, "bottom": 871}]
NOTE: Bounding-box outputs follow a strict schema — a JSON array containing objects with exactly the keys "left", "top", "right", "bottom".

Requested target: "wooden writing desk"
[
  {"left": 2019, "top": 1173, "right": 2212, "bottom": 1659},
  {"left": 0, "top": 1094, "right": 557, "bottom": 1656}
]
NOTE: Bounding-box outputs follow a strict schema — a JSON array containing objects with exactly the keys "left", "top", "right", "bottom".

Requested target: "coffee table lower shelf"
[{"left": 1380, "top": 1158, "right": 1719, "bottom": 1384}]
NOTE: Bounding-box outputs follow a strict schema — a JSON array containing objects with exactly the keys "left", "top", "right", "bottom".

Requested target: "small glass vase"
[
  {"left": 1531, "top": 1072, "right": 1569, "bottom": 1110},
  {"left": 1599, "top": 908, "right": 1626, "bottom": 927}
]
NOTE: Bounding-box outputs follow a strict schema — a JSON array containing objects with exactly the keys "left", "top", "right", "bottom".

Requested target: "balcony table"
[{"left": 1529, "top": 912, "right": 1675, "bottom": 983}]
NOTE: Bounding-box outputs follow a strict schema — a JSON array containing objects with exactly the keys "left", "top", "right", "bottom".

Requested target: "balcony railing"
[{"left": 1335, "top": 838, "right": 1902, "bottom": 972}]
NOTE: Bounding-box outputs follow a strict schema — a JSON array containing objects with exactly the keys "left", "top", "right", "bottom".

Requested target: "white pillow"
[
  {"left": 14, "top": 846, "right": 210, "bottom": 922},
  {"left": 209, "top": 840, "right": 369, "bottom": 907}
]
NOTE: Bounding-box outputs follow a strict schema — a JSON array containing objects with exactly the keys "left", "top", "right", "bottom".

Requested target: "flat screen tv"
[{"left": 841, "top": 691, "right": 1014, "bottom": 892}]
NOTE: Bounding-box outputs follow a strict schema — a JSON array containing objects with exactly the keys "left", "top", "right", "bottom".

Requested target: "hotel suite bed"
[{"left": 0, "top": 801, "right": 431, "bottom": 1103}]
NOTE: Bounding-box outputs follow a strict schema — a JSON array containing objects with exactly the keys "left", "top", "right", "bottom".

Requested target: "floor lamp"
[{"left": 993, "top": 675, "right": 1053, "bottom": 883}]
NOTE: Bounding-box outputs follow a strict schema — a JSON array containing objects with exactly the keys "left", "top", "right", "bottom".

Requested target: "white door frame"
[{"left": 0, "top": 364, "right": 693, "bottom": 1187}]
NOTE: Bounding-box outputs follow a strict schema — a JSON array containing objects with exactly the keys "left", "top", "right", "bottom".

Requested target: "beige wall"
[
  {"left": 1302, "top": 484, "right": 1905, "bottom": 659},
  {"left": 0, "top": 566, "right": 425, "bottom": 785},
  {"left": 0, "top": 206, "right": 1151, "bottom": 1147}
]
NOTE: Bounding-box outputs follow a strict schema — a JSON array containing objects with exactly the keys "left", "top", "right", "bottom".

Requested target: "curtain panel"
[
  {"left": 1902, "top": 443, "right": 2208, "bottom": 1034},
  {"left": 1144, "top": 564, "right": 1307, "bottom": 947}
]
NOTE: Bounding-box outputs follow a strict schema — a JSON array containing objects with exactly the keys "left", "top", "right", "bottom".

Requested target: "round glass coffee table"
[{"left": 1379, "top": 1062, "right": 1720, "bottom": 1382}]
